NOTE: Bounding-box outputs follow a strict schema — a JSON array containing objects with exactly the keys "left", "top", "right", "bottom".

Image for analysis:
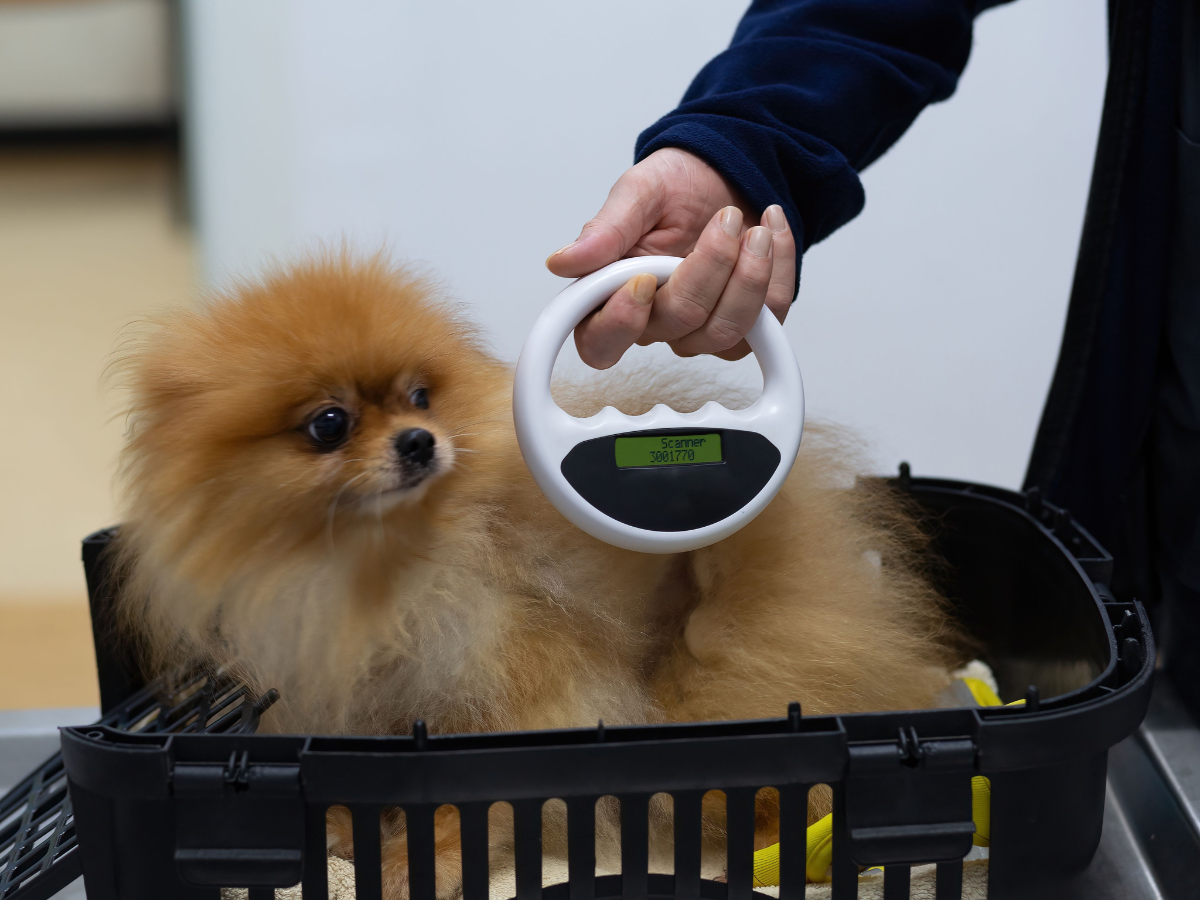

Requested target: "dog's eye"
[
  {"left": 307, "top": 407, "right": 351, "bottom": 447},
  {"left": 409, "top": 388, "right": 429, "bottom": 410}
]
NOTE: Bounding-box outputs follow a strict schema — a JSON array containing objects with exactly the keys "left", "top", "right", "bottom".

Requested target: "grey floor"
[{"left": 3, "top": 682, "right": 1198, "bottom": 899}]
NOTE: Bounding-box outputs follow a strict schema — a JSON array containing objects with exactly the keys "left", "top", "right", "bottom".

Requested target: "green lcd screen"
[{"left": 614, "top": 433, "right": 723, "bottom": 468}]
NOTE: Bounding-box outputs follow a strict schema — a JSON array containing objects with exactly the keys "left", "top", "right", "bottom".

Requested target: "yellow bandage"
[
  {"left": 751, "top": 811, "right": 835, "bottom": 887},
  {"left": 972, "top": 775, "right": 991, "bottom": 847},
  {"left": 751, "top": 677, "right": 1004, "bottom": 886},
  {"left": 805, "top": 814, "right": 835, "bottom": 883},
  {"left": 750, "top": 776, "right": 991, "bottom": 888},
  {"left": 961, "top": 678, "right": 1001, "bottom": 847},
  {"left": 752, "top": 841, "right": 780, "bottom": 887},
  {"left": 964, "top": 675, "right": 1028, "bottom": 710},
  {"left": 961, "top": 677, "right": 1002, "bottom": 708}
]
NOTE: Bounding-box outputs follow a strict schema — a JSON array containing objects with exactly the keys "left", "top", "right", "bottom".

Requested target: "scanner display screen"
[{"left": 614, "top": 433, "right": 723, "bottom": 468}]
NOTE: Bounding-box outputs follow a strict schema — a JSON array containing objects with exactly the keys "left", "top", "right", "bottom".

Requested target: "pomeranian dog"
[{"left": 113, "top": 254, "right": 957, "bottom": 897}]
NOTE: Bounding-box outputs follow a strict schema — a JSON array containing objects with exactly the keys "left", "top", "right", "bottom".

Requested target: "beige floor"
[{"left": 0, "top": 146, "right": 195, "bottom": 708}]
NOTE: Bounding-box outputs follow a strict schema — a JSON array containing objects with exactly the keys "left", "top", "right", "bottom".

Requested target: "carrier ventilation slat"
[
  {"left": 831, "top": 786, "right": 857, "bottom": 900},
  {"left": 350, "top": 805, "right": 384, "bottom": 900},
  {"left": 514, "top": 798, "right": 544, "bottom": 900},
  {"left": 778, "top": 784, "right": 808, "bottom": 900},
  {"left": 672, "top": 791, "right": 704, "bottom": 900},
  {"left": 459, "top": 803, "right": 491, "bottom": 900},
  {"left": 726, "top": 788, "right": 757, "bottom": 900},
  {"left": 301, "top": 804, "right": 329, "bottom": 900},
  {"left": 935, "top": 860, "right": 963, "bottom": 900},
  {"left": 565, "top": 796, "right": 596, "bottom": 900},
  {"left": 883, "top": 864, "right": 910, "bottom": 900},
  {"left": 619, "top": 794, "right": 650, "bottom": 900},
  {"left": 406, "top": 805, "right": 438, "bottom": 900}
]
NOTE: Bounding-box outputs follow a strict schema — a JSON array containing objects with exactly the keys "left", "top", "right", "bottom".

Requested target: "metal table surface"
[
  {"left": 2, "top": 679, "right": 1197, "bottom": 899},
  {"left": 0, "top": 707, "right": 95, "bottom": 900},
  {"left": 1089, "top": 675, "right": 1200, "bottom": 900}
]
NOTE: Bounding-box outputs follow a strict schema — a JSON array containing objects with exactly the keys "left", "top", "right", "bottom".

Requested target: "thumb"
[{"left": 546, "top": 167, "right": 664, "bottom": 278}]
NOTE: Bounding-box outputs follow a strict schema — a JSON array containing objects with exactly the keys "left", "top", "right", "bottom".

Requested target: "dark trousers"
[{"left": 1154, "top": 7, "right": 1200, "bottom": 715}]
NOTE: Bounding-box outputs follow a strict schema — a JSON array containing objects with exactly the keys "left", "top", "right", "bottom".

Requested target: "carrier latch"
[
  {"left": 844, "top": 731, "right": 976, "bottom": 866},
  {"left": 171, "top": 757, "right": 304, "bottom": 887}
]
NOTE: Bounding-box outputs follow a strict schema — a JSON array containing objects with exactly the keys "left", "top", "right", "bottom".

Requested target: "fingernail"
[
  {"left": 719, "top": 206, "right": 743, "bottom": 237},
  {"left": 545, "top": 241, "right": 577, "bottom": 264},
  {"left": 764, "top": 205, "right": 788, "bottom": 233},
  {"left": 747, "top": 225, "right": 772, "bottom": 258},
  {"left": 632, "top": 273, "right": 657, "bottom": 306}
]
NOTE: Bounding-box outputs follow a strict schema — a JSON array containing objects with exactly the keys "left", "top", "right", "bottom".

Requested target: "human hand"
[{"left": 545, "top": 148, "right": 796, "bottom": 368}]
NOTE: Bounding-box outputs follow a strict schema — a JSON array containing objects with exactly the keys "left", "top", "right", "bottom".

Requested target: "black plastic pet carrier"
[{"left": 1, "top": 473, "right": 1155, "bottom": 900}]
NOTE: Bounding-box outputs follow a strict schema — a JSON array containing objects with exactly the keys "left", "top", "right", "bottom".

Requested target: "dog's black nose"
[{"left": 394, "top": 428, "right": 436, "bottom": 466}]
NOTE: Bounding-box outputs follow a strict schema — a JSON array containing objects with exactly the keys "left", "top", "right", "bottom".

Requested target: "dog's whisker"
[
  {"left": 373, "top": 487, "right": 387, "bottom": 544},
  {"left": 326, "top": 472, "right": 370, "bottom": 551},
  {"left": 445, "top": 420, "right": 496, "bottom": 432}
]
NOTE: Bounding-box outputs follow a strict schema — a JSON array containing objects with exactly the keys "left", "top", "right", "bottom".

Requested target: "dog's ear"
[
  {"left": 109, "top": 312, "right": 218, "bottom": 415},
  {"left": 135, "top": 355, "right": 212, "bottom": 408}
]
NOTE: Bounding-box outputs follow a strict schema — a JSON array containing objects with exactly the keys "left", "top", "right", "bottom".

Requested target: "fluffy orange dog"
[{"left": 115, "top": 255, "right": 956, "bottom": 896}]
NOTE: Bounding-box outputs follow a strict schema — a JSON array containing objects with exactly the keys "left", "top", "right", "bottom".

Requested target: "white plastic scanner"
[{"left": 513, "top": 256, "right": 804, "bottom": 553}]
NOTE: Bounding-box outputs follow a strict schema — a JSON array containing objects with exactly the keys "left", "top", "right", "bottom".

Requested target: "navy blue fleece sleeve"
[{"left": 635, "top": 0, "right": 1011, "bottom": 251}]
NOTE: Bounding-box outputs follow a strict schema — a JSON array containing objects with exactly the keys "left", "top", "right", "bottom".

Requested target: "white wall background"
[{"left": 183, "top": 0, "right": 1107, "bottom": 489}]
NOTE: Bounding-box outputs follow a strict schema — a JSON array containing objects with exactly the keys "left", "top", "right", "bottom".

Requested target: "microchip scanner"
[{"left": 514, "top": 256, "right": 803, "bottom": 553}]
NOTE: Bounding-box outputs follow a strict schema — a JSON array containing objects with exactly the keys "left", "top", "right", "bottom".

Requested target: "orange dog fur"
[{"left": 113, "top": 255, "right": 958, "bottom": 897}]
